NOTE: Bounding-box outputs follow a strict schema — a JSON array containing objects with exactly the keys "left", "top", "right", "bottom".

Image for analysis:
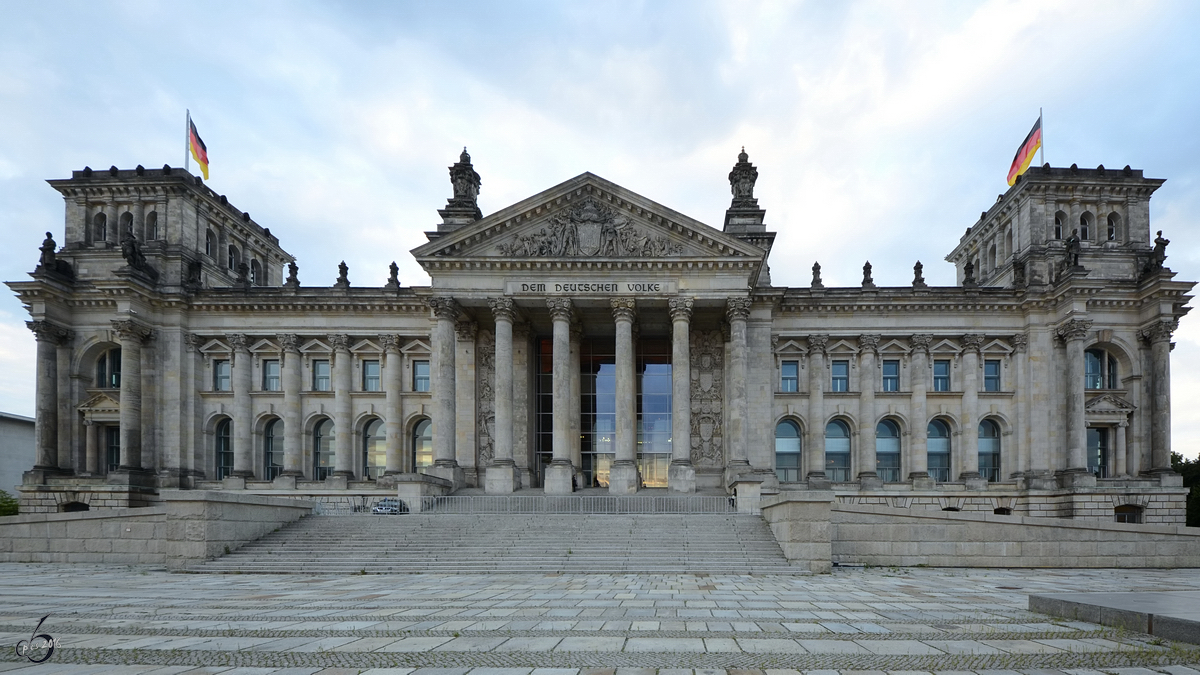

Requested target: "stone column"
[
  {"left": 428, "top": 297, "right": 463, "bottom": 487},
  {"left": 806, "top": 335, "right": 828, "bottom": 484},
  {"left": 1056, "top": 319, "right": 1093, "bottom": 482},
  {"left": 27, "top": 321, "right": 64, "bottom": 472},
  {"left": 84, "top": 420, "right": 99, "bottom": 475},
  {"left": 545, "top": 298, "right": 576, "bottom": 494},
  {"left": 382, "top": 335, "right": 404, "bottom": 475},
  {"left": 908, "top": 335, "right": 931, "bottom": 486},
  {"left": 1115, "top": 420, "right": 1128, "bottom": 477},
  {"left": 111, "top": 319, "right": 152, "bottom": 475},
  {"left": 55, "top": 332, "right": 74, "bottom": 472},
  {"left": 570, "top": 326, "right": 583, "bottom": 476},
  {"left": 857, "top": 334, "right": 879, "bottom": 486},
  {"left": 486, "top": 298, "right": 519, "bottom": 493},
  {"left": 454, "top": 320, "right": 477, "bottom": 479},
  {"left": 959, "top": 334, "right": 983, "bottom": 484},
  {"left": 609, "top": 298, "right": 638, "bottom": 494},
  {"left": 279, "top": 334, "right": 303, "bottom": 483},
  {"left": 668, "top": 297, "right": 696, "bottom": 493},
  {"left": 1011, "top": 333, "right": 1030, "bottom": 479},
  {"left": 725, "top": 297, "right": 752, "bottom": 483},
  {"left": 330, "top": 334, "right": 353, "bottom": 483},
  {"left": 229, "top": 333, "right": 254, "bottom": 479},
  {"left": 1142, "top": 319, "right": 1177, "bottom": 476},
  {"left": 512, "top": 323, "right": 533, "bottom": 486}
]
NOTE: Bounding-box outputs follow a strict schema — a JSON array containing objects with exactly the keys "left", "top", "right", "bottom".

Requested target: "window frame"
[
  {"left": 96, "top": 348, "right": 122, "bottom": 389},
  {"left": 362, "top": 359, "right": 381, "bottom": 392},
  {"left": 933, "top": 359, "right": 951, "bottom": 392},
  {"left": 1085, "top": 348, "right": 1119, "bottom": 390},
  {"left": 213, "top": 359, "right": 231, "bottom": 392},
  {"left": 774, "top": 419, "right": 802, "bottom": 483},
  {"left": 264, "top": 419, "right": 282, "bottom": 480},
  {"left": 362, "top": 418, "right": 385, "bottom": 480},
  {"left": 875, "top": 419, "right": 901, "bottom": 482},
  {"left": 262, "top": 358, "right": 281, "bottom": 392},
  {"left": 978, "top": 419, "right": 1001, "bottom": 482},
  {"left": 215, "top": 419, "right": 233, "bottom": 479},
  {"left": 313, "top": 419, "right": 334, "bottom": 480},
  {"left": 830, "top": 359, "right": 849, "bottom": 393},
  {"left": 824, "top": 419, "right": 851, "bottom": 482},
  {"left": 927, "top": 419, "right": 951, "bottom": 482},
  {"left": 412, "top": 418, "right": 433, "bottom": 470},
  {"left": 983, "top": 359, "right": 1001, "bottom": 392},
  {"left": 780, "top": 360, "right": 799, "bottom": 393},
  {"left": 312, "top": 359, "right": 331, "bottom": 392},
  {"left": 413, "top": 359, "right": 431, "bottom": 392},
  {"left": 881, "top": 359, "right": 900, "bottom": 392}
]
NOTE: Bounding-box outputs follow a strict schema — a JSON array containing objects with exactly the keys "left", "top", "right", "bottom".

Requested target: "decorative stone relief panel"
[
  {"left": 496, "top": 196, "right": 684, "bottom": 257},
  {"left": 690, "top": 329, "right": 724, "bottom": 467},
  {"left": 476, "top": 330, "right": 495, "bottom": 467}
]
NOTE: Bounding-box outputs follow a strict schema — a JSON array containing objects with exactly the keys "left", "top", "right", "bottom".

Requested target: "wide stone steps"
[{"left": 189, "top": 513, "right": 801, "bottom": 574}]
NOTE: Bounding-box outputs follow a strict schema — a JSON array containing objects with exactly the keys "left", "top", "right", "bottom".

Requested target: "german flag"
[
  {"left": 189, "top": 118, "right": 209, "bottom": 180},
  {"left": 1006, "top": 116, "right": 1042, "bottom": 186}
]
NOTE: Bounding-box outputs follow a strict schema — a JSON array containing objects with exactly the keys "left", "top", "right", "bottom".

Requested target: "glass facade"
[
  {"left": 978, "top": 419, "right": 1001, "bottom": 481},
  {"left": 313, "top": 419, "right": 333, "bottom": 480},
  {"left": 825, "top": 419, "right": 851, "bottom": 481},
  {"left": 216, "top": 419, "right": 233, "bottom": 478},
  {"left": 363, "top": 418, "right": 385, "bottom": 479},
  {"left": 1087, "top": 426, "right": 1110, "bottom": 478},
  {"left": 413, "top": 419, "right": 433, "bottom": 469},
  {"left": 775, "top": 420, "right": 801, "bottom": 482},
  {"left": 105, "top": 425, "right": 120, "bottom": 472},
  {"left": 875, "top": 419, "right": 901, "bottom": 482},
  {"left": 264, "top": 419, "right": 282, "bottom": 479},
  {"left": 927, "top": 419, "right": 950, "bottom": 482}
]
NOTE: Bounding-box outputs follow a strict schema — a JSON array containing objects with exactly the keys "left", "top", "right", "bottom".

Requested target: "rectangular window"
[
  {"left": 933, "top": 359, "right": 951, "bottom": 392},
  {"left": 781, "top": 360, "right": 799, "bottom": 392},
  {"left": 312, "top": 359, "right": 331, "bottom": 391},
  {"left": 881, "top": 360, "right": 900, "bottom": 392},
  {"left": 262, "top": 359, "right": 280, "bottom": 392},
  {"left": 984, "top": 359, "right": 1001, "bottom": 392},
  {"left": 362, "top": 359, "right": 381, "bottom": 392},
  {"left": 413, "top": 360, "right": 430, "bottom": 392},
  {"left": 213, "top": 359, "right": 231, "bottom": 392},
  {"left": 830, "top": 360, "right": 849, "bottom": 392}
]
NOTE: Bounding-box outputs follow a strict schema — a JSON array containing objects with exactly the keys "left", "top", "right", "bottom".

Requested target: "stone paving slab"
[
  {"left": 2, "top": 565, "right": 1200, "bottom": 672},
  {"left": 1030, "top": 592, "right": 1200, "bottom": 645}
]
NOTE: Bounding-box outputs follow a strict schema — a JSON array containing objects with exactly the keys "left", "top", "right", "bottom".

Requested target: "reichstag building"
[{"left": 10, "top": 149, "right": 1192, "bottom": 524}]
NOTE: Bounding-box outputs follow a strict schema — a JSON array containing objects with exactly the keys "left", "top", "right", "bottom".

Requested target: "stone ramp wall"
[
  {"left": 831, "top": 502, "right": 1200, "bottom": 568},
  {"left": 0, "top": 490, "right": 314, "bottom": 569}
]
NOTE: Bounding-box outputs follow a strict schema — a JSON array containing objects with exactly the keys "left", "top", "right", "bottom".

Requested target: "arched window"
[
  {"left": 987, "top": 244, "right": 997, "bottom": 273},
  {"left": 205, "top": 229, "right": 214, "bottom": 257},
  {"left": 978, "top": 419, "right": 1001, "bottom": 482},
  {"left": 145, "top": 211, "right": 158, "bottom": 240},
  {"left": 1004, "top": 228, "right": 1013, "bottom": 259},
  {"left": 412, "top": 419, "right": 432, "bottom": 470},
  {"left": 250, "top": 259, "right": 263, "bottom": 286},
  {"left": 363, "top": 418, "right": 385, "bottom": 480},
  {"left": 313, "top": 419, "right": 334, "bottom": 480},
  {"left": 875, "top": 419, "right": 901, "bottom": 482},
  {"left": 94, "top": 212, "right": 108, "bottom": 242},
  {"left": 1085, "top": 348, "right": 1119, "bottom": 389},
  {"left": 1107, "top": 212, "right": 1119, "bottom": 242},
  {"left": 1079, "top": 211, "right": 1094, "bottom": 241},
  {"left": 119, "top": 211, "right": 133, "bottom": 238},
  {"left": 1114, "top": 504, "right": 1142, "bottom": 524},
  {"left": 825, "top": 420, "right": 851, "bottom": 482},
  {"left": 774, "top": 420, "right": 802, "bottom": 483},
  {"left": 95, "top": 348, "right": 122, "bottom": 388},
  {"left": 264, "top": 419, "right": 282, "bottom": 480},
  {"left": 1053, "top": 211, "right": 1065, "bottom": 240},
  {"left": 216, "top": 419, "right": 233, "bottom": 479},
  {"left": 927, "top": 419, "right": 951, "bottom": 482},
  {"left": 227, "top": 245, "right": 239, "bottom": 270}
]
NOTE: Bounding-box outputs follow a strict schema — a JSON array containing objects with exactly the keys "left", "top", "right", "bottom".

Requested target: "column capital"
[
  {"left": 27, "top": 320, "right": 71, "bottom": 344},
  {"left": 111, "top": 319, "right": 153, "bottom": 343},
  {"left": 858, "top": 334, "right": 881, "bottom": 353},
  {"left": 379, "top": 334, "right": 401, "bottom": 352},
  {"left": 668, "top": 296, "right": 694, "bottom": 322},
  {"left": 227, "top": 333, "right": 251, "bottom": 351},
  {"left": 1012, "top": 332, "right": 1028, "bottom": 353},
  {"left": 428, "top": 296, "right": 460, "bottom": 320},
  {"left": 609, "top": 298, "right": 635, "bottom": 323},
  {"left": 277, "top": 333, "right": 301, "bottom": 352},
  {"left": 725, "top": 297, "right": 751, "bottom": 322},
  {"left": 488, "top": 297, "right": 518, "bottom": 323},
  {"left": 807, "top": 334, "right": 828, "bottom": 354},
  {"left": 961, "top": 333, "right": 985, "bottom": 353},
  {"left": 910, "top": 334, "right": 933, "bottom": 354},
  {"left": 328, "top": 333, "right": 350, "bottom": 351},
  {"left": 455, "top": 320, "right": 478, "bottom": 342},
  {"left": 1055, "top": 319, "right": 1093, "bottom": 343},
  {"left": 548, "top": 297, "right": 575, "bottom": 322},
  {"left": 1140, "top": 319, "right": 1177, "bottom": 344},
  {"left": 184, "top": 333, "right": 204, "bottom": 351}
]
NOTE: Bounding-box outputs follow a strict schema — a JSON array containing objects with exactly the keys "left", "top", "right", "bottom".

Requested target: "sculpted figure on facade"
[
  {"left": 913, "top": 261, "right": 926, "bottom": 288},
  {"left": 285, "top": 261, "right": 299, "bottom": 288},
  {"left": 38, "top": 232, "right": 56, "bottom": 269},
  {"left": 476, "top": 329, "right": 496, "bottom": 467},
  {"left": 1151, "top": 230, "right": 1170, "bottom": 271},
  {"left": 334, "top": 261, "right": 350, "bottom": 289},
  {"left": 728, "top": 147, "right": 758, "bottom": 207},
  {"left": 689, "top": 330, "right": 725, "bottom": 467},
  {"left": 811, "top": 261, "right": 823, "bottom": 289},
  {"left": 496, "top": 196, "right": 683, "bottom": 258}
]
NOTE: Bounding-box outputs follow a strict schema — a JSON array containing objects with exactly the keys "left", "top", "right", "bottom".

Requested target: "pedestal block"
[
  {"left": 485, "top": 463, "right": 519, "bottom": 494},
  {"left": 324, "top": 474, "right": 349, "bottom": 490},
  {"left": 544, "top": 461, "right": 575, "bottom": 494},
  {"left": 667, "top": 462, "right": 696, "bottom": 493},
  {"left": 1057, "top": 469, "right": 1097, "bottom": 489},
  {"left": 271, "top": 474, "right": 297, "bottom": 490}
]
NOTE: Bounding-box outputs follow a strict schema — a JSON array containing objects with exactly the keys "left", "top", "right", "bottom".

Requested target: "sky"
[{"left": 1, "top": 0, "right": 1199, "bottom": 459}]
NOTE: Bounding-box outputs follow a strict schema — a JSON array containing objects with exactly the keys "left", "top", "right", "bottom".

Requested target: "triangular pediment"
[
  {"left": 78, "top": 392, "right": 120, "bottom": 414},
  {"left": 1085, "top": 393, "right": 1136, "bottom": 414},
  {"left": 411, "top": 173, "right": 765, "bottom": 267}
]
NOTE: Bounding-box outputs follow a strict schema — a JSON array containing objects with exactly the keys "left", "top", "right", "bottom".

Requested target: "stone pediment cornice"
[
  {"left": 78, "top": 392, "right": 121, "bottom": 413},
  {"left": 411, "top": 173, "right": 766, "bottom": 266},
  {"left": 1085, "top": 392, "right": 1136, "bottom": 414}
]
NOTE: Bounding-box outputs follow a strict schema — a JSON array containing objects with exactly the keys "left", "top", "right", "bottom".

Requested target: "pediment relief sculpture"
[{"left": 495, "top": 197, "right": 683, "bottom": 258}]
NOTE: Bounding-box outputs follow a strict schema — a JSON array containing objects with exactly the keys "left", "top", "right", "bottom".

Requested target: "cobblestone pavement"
[{"left": 1, "top": 564, "right": 1198, "bottom": 674}]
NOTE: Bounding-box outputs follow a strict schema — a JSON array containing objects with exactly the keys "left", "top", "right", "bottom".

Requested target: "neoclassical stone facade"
[{"left": 9, "top": 152, "right": 1193, "bottom": 524}]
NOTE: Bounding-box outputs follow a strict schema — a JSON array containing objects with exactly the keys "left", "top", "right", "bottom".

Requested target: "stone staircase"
[{"left": 188, "top": 512, "right": 801, "bottom": 574}]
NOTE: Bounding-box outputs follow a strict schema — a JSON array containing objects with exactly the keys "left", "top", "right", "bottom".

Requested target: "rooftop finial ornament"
[
  {"left": 439, "top": 146, "right": 483, "bottom": 228},
  {"left": 728, "top": 148, "right": 758, "bottom": 208}
]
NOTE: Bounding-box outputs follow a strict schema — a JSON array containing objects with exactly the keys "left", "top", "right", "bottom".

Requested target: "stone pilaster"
[
  {"left": 857, "top": 334, "right": 880, "bottom": 487},
  {"left": 1115, "top": 420, "right": 1129, "bottom": 478},
  {"left": 668, "top": 296, "right": 695, "bottom": 493},
  {"left": 278, "top": 334, "right": 303, "bottom": 484},
  {"left": 806, "top": 334, "right": 828, "bottom": 487},
  {"left": 1057, "top": 319, "right": 1094, "bottom": 486},
  {"left": 110, "top": 319, "right": 153, "bottom": 482},
  {"left": 1011, "top": 333, "right": 1032, "bottom": 480},
  {"left": 512, "top": 322, "right": 533, "bottom": 487},
  {"left": 330, "top": 333, "right": 354, "bottom": 482},
  {"left": 381, "top": 334, "right": 404, "bottom": 475},
  {"left": 959, "top": 333, "right": 984, "bottom": 487},
  {"left": 84, "top": 419, "right": 99, "bottom": 476},
  {"left": 428, "top": 297, "right": 463, "bottom": 488},
  {"left": 908, "top": 334, "right": 931, "bottom": 487},
  {"left": 569, "top": 325, "right": 582, "bottom": 474},
  {"left": 546, "top": 298, "right": 575, "bottom": 494},
  {"left": 55, "top": 331, "right": 73, "bottom": 473},
  {"left": 486, "top": 298, "right": 519, "bottom": 493},
  {"left": 27, "top": 321, "right": 67, "bottom": 473},
  {"left": 725, "top": 297, "right": 752, "bottom": 484},
  {"left": 1141, "top": 319, "right": 1177, "bottom": 478},
  {"left": 229, "top": 333, "right": 253, "bottom": 479},
  {"left": 454, "top": 319, "right": 477, "bottom": 481}
]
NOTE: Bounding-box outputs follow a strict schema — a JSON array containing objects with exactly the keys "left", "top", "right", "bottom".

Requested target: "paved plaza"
[{"left": 1, "top": 563, "right": 1198, "bottom": 674}]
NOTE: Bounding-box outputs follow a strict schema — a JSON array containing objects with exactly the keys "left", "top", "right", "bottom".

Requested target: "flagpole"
[
  {"left": 1039, "top": 107, "right": 1045, "bottom": 167},
  {"left": 185, "top": 110, "right": 191, "bottom": 173}
]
